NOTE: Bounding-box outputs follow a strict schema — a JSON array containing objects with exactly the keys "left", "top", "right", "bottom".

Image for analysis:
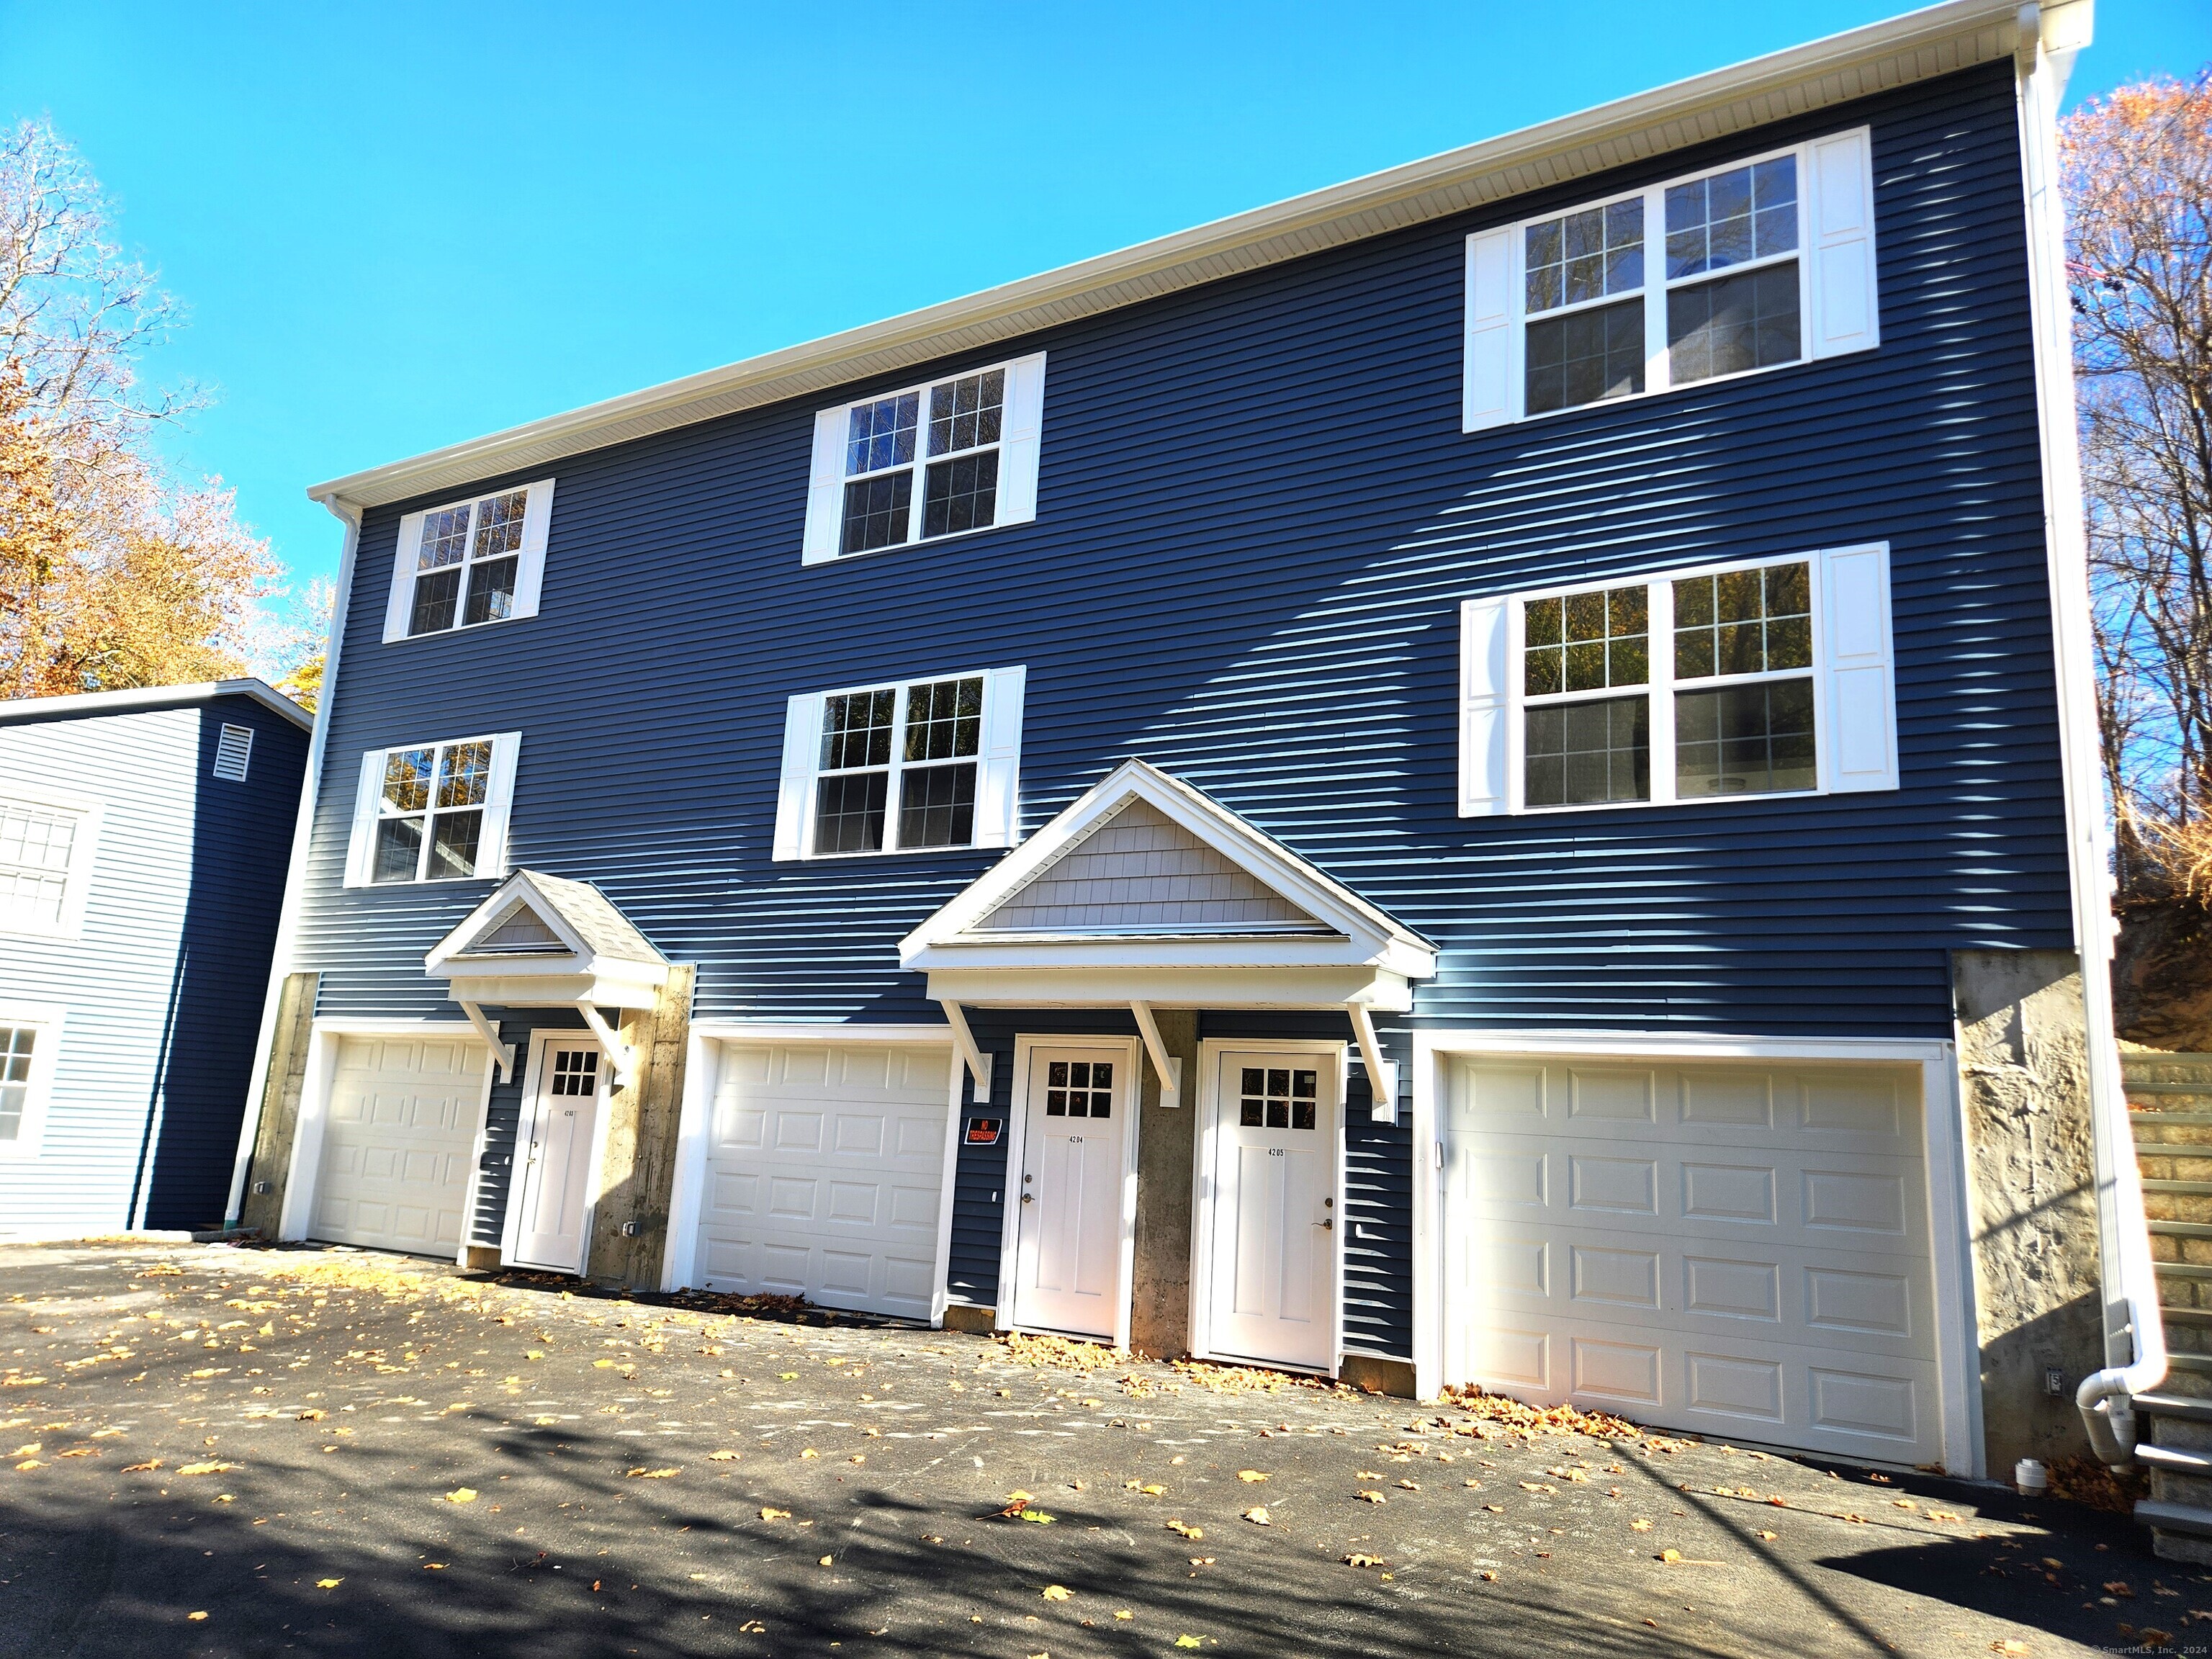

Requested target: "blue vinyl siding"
[
  {"left": 292, "top": 65, "right": 2066, "bottom": 1345},
  {"left": 0, "top": 694, "right": 307, "bottom": 1231}
]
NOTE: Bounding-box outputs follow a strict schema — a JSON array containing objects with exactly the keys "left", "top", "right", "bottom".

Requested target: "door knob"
[
  {"left": 1314, "top": 1218, "right": 1333, "bottom": 1231},
  {"left": 1021, "top": 1193, "right": 1035, "bottom": 1204}
]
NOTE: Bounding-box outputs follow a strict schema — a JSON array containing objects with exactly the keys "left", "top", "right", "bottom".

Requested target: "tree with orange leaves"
[{"left": 0, "top": 118, "right": 287, "bottom": 701}]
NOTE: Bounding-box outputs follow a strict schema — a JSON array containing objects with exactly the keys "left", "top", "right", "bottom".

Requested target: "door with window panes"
[
  {"left": 811, "top": 677, "right": 984, "bottom": 855},
  {"left": 1516, "top": 557, "right": 1818, "bottom": 810},
  {"left": 1206, "top": 1051, "right": 1339, "bottom": 1372}
]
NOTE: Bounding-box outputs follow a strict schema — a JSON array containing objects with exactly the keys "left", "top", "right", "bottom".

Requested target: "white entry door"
[
  {"left": 1204, "top": 1050, "right": 1340, "bottom": 1371},
  {"left": 1443, "top": 1056, "right": 1943, "bottom": 1467},
  {"left": 1010, "top": 1044, "right": 1133, "bottom": 1341},
  {"left": 695, "top": 1041, "right": 952, "bottom": 1320},
  {"left": 507, "top": 1043, "right": 603, "bottom": 1273},
  {"left": 310, "top": 1034, "right": 483, "bottom": 1257}
]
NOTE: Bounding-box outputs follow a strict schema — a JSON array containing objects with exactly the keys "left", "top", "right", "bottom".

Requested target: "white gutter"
[
  {"left": 222, "top": 500, "right": 361, "bottom": 1225},
  {"left": 2002, "top": 1, "right": 2159, "bottom": 1460}
]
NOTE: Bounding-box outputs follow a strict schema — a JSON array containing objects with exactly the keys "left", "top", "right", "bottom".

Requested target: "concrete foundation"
[
  {"left": 1129, "top": 1011, "right": 1200, "bottom": 1359},
  {"left": 238, "top": 972, "right": 318, "bottom": 1238},
  {"left": 584, "top": 967, "right": 696, "bottom": 1290},
  {"left": 1951, "top": 948, "right": 2105, "bottom": 1476}
]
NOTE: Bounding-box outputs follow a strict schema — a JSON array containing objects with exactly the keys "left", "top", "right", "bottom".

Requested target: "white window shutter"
[
  {"left": 476, "top": 732, "right": 524, "bottom": 876},
  {"left": 772, "top": 692, "right": 825, "bottom": 860},
  {"left": 383, "top": 513, "right": 426, "bottom": 642},
  {"left": 343, "top": 750, "right": 387, "bottom": 886},
  {"left": 972, "top": 665, "right": 1028, "bottom": 848},
  {"left": 509, "top": 480, "right": 557, "bottom": 620},
  {"left": 994, "top": 352, "right": 1048, "bottom": 527},
  {"left": 1459, "top": 596, "right": 1512, "bottom": 815},
  {"left": 1820, "top": 544, "right": 1897, "bottom": 792},
  {"left": 1462, "top": 228, "right": 1515, "bottom": 431},
  {"left": 1806, "top": 128, "right": 1879, "bottom": 359},
  {"left": 800, "top": 409, "right": 849, "bottom": 565}
]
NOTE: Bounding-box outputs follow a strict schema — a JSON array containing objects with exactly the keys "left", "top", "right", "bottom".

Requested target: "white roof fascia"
[
  {"left": 899, "top": 758, "right": 1436, "bottom": 977},
  {"left": 307, "top": 0, "right": 2074, "bottom": 515},
  {"left": 426, "top": 871, "right": 599, "bottom": 975},
  {"left": 0, "top": 678, "right": 313, "bottom": 730}
]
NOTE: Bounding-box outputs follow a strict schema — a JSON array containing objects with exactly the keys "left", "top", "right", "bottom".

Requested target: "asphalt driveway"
[{"left": 0, "top": 1241, "right": 2195, "bottom": 1657}]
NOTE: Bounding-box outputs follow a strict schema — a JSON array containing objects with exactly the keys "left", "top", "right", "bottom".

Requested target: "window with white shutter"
[
  {"left": 771, "top": 667, "right": 1026, "bottom": 858},
  {"left": 801, "top": 354, "right": 1047, "bottom": 564},
  {"left": 343, "top": 732, "right": 522, "bottom": 886},
  {"left": 1457, "top": 544, "right": 1895, "bottom": 816},
  {"left": 1462, "top": 128, "right": 1877, "bottom": 431},
  {"left": 382, "top": 481, "right": 556, "bottom": 643}
]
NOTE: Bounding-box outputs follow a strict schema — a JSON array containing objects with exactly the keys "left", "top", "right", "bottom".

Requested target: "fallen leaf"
[
  {"left": 1479, "top": 1570, "right": 1498, "bottom": 1583},
  {"left": 120, "top": 1460, "right": 160, "bottom": 1473},
  {"left": 176, "top": 1462, "right": 236, "bottom": 1476},
  {"left": 1756, "top": 1529, "right": 1779, "bottom": 1541},
  {"left": 1176, "top": 1638, "right": 1204, "bottom": 1650},
  {"left": 1355, "top": 1490, "right": 1385, "bottom": 1503},
  {"left": 1125, "top": 1480, "right": 1166, "bottom": 1496},
  {"left": 1991, "top": 1645, "right": 2028, "bottom": 1657},
  {"left": 1344, "top": 1552, "right": 1384, "bottom": 1568},
  {"left": 760, "top": 1507, "right": 790, "bottom": 1521},
  {"left": 1042, "top": 1585, "right": 1072, "bottom": 1601},
  {"left": 818, "top": 1555, "right": 833, "bottom": 1567},
  {"left": 1660, "top": 1549, "right": 1682, "bottom": 1563},
  {"left": 13, "top": 1460, "right": 41, "bottom": 1472},
  {"left": 1115, "top": 1610, "right": 1133, "bottom": 1620},
  {"left": 800, "top": 1448, "right": 819, "bottom": 1460},
  {"left": 1242, "top": 1506, "right": 1270, "bottom": 1525},
  {"left": 707, "top": 1450, "right": 739, "bottom": 1462},
  {"left": 445, "top": 1488, "right": 477, "bottom": 1503},
  {"left": 1166, "top": 1519, "right": 1203, "bottom": 1539},
  {"left": 1398, "top": 1479, "right": 1421, "bottom": 1491},
  {"left": 1237, "top": 1470, "right": 1268, "bottom": 1483},
  {"left": 626, "top": 1467, "right": 680, "bottom": 1479},
  {"left": 318, "top": 1578, "right": 343, "bottom": 1589},
  {"left": 1630, "top": 1519, "right": 1653, "bottom": 1532},
  {"left": 187, "top": 1612, "right": 208, "bottom": 1622},
  {"left": 779, "top": 1372, "right": 799, "bottom": 1381}
]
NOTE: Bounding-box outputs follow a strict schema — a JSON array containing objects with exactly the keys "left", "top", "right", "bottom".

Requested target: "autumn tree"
[
  {"left": 0, "top": 117, "right": 285, "bottom": 700},
  {"left": 2067, "top": 73, "right": 2212, "bottom": 899}
]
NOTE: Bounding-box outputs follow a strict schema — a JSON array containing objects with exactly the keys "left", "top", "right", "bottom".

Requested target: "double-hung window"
[
  {"left": 343, "top": 732, "right": 521, "bottom": 885},
  {"left": 1463, "top": 127, "right": 1878, "bottom": 428},
  {"left": 0, "top": 791, "right": 101, "bottom": 940},
  {"left": 1458, "top": 545, "right": 1897, "bottom": 816},
  {"left": 382, "top": 482, "right": 555, "bottom": 642},
  {"left": 773, "top": 667, "right": 1027, "bottom": 858},
  {"left": 801, "top": 354, "right": 1047, "bottom": 564},
  {"left": 0, "top": 1002, "right": 63, "bottom": 1159}
]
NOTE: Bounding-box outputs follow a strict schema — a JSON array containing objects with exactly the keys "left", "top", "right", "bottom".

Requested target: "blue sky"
[{"left": 3, "top": 1, "right": 2206, "bottom": 601}]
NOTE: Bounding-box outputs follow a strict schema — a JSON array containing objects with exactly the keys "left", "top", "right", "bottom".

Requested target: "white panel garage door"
[
  {"left": 310, "top": 1035, "right": 485, "bottom": 1256},
  {"left": 697, "top": 1042, "right": 951, "bottom": 1320},
  {"left": 1444, "top": 1056, "right": 1941, "bottom": 1466}
]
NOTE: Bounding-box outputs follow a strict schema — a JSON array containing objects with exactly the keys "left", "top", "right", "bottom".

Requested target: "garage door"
[
  {"left": 309, "top": 1035, "right": 484, "bottom": 1256},
  {"left": 1444, "top": 1056, "right": 1941, "bottom": 1466},
  {"left": 697, "top": 1041, "right": 951, "bottom": 1320}
]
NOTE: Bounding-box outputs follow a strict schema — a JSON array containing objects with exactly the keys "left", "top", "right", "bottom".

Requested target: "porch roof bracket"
[
  {"left": 942, "top": 1001, "right": 994, "bottom": 1098},
  {"left": 1348, "top": 1004, "right": 1398, "bottom": 1125},
  {"left": 1130, "top": 1000, "right": 1182, "bottom": 1110},
  {"left": 457, "top": 999, "right": 516, "bottom": 1084},
  {"left": 576, "top": 1002, "right": 637, "bottom": 1088}
]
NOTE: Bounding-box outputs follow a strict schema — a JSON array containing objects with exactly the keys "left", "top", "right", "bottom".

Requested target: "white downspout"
[
  {"left": 224, "top": 496, "right": 361, "bottom": 1226},
  {"left": 2007, "top": 2, "right": 2162, "bottom": 1460}
]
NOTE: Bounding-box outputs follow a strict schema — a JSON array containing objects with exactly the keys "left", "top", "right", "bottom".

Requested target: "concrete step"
[
  {"left": 2139, "top": 1444, "right": 2212, "bottom": 1477},
  {"left": 2137, "top": 1498, "right": 2212, "bottom": 1538},
  {"left": 2138, "top": 1392, "right": 2212, "bottom": 1422}
]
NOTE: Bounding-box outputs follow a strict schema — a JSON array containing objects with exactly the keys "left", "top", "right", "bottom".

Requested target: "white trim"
[
  {"left": 1188, "top": 1036, "right": 1349, "bottom": 1374},
  {"left": 1347, "top": 1005, "right": 1398, "bottom": 1125},
  {"left": 1407, "top": 1026, "right": 1981, "bottom": 1477},
  {"left": 341, "top": 730, "right": 523, "bottom": 887},
  {"left": 230, "top": 502, "right": 351, "bottom": 1225},
  {"left": 998, "top": 1033, "right": 1142, "bottom": 1350},
  {"left": 306, "top": 1, "right": 2052, "bottom": 514},
  {"left": 902, "top": 758, "right": 1437, "bottom": 982},
  {"left": 1467, "top": 544, "right": 1896, "bottom": 817},
  {"left": 379, "top": 479, "right": 556, "bottom": 644},
  {"left": 1464, "top": 127, "right": 1878, "bottom": 430},
  {"left": 500, "top": 1029, "right": 615, "bottom": 1275},
  {"left": 932, "top": 1049, "right": 968, "bottom": 1328},
  {"left": 772, "top": 665, "right": 1028, "bottom": 862},
  {"left": 0, "top": 678, "right": 310, "bottom": 729},
  {"left": 0, "top": 785, "right": 104, "bottom": 943},
  {"left": 1129, "top": 1001, "right": 1182, "bottom": 1112},
  {"left": 0, "top": 999, "right": 67, "bottom": 1161},
  {"left": 801, "top": 353, "right": 1046, "bottom": 566},
  {"left": 662, "top": 1023, "right": 963, "bottom": 1324}
]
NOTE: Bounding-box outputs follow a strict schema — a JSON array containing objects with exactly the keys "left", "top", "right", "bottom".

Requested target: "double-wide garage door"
[
  {"left": 695, "top": 1041, "right": 950, "bottom": 1321},
  {"left": 309, "top": 1035, "right": 483, "bottom": 1256},
  {"left": 1444, "top": 1056, "right": 1941, "bottom": 1466}
]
